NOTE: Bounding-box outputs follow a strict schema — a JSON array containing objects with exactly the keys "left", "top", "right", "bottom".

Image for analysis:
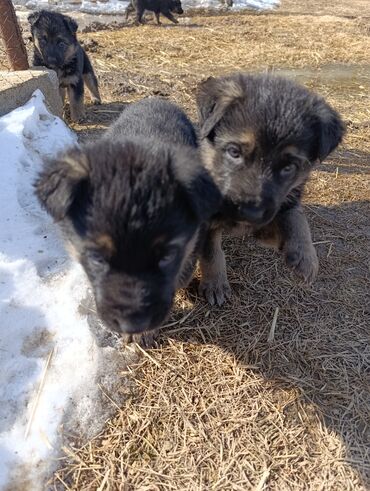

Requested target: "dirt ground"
[{"left": 2, "top": 0, "right": 370, "bottom": 489}]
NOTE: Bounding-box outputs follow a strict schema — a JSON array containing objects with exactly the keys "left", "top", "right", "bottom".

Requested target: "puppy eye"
[
  {"left": 280, "top": 163, "right": 296, "bottom": 177},
  {"left": 88, "top": 251, "right": 106, "bottom": 267},
  {"left": 58, "top": 40, "right": 66, "bottom": 47},
  {"left": 226, "top": 144, "right": 242, "bottom": 160},
  {"left": 158, "top": 249, "right": 178, "bottom": 270}
]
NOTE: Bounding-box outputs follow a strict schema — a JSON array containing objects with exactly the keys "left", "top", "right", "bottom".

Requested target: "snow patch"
[
  {"left": 0, "top": 91, "right": 131, "bottom": 490},
  {"left": 15, "top": 0, "right": 278, "bottom": 15}
]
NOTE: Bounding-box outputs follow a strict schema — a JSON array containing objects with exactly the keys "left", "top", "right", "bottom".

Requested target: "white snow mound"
[{"left": 0, "top": 91, "right": 128, "bottom": 490}]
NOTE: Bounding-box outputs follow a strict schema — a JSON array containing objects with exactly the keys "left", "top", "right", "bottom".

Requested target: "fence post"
[{"left": 0, "top": 0, "right": 29, "bottom": 70}]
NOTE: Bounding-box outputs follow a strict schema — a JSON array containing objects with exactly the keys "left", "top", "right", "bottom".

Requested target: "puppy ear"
[
  {"left": 196, "top": 76, "right": 243, "bottom": 140},
  {"left": 28, "top": 11, "right": 41, "bottom": 27},
  {"left": 63, "top": 15, "right": 78, "bottom": 34},
  {"left": 34, "top": 147, "right": 89, "bottom": 221},
  {"left": 314, "top": 102, "right": 345, "bottom": 162}
]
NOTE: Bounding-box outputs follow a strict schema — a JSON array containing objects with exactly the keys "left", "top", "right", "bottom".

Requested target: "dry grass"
[{"left": 7, "top": 3, "right": 369, "bottom": 490}]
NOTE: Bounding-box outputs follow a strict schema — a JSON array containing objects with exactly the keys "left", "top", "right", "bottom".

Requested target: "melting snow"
[{"left": 0, "top": 91, "right": 129, "bottom": 490}]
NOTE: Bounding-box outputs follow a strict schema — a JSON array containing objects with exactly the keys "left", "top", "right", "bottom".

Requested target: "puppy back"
[{"left": 105, "top": 97, "right": 197, "bottom": 149}]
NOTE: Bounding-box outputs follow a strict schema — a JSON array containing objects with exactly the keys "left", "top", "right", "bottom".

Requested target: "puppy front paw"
[
  {"left": 198, "top": 276, "right": 231, "bottom": 306},
  {"left": 284, "top": 242, "right": 319, "bottom": 285},
  {"left": 121, "top": 329, "right": 158, "bottom": 349},
  {"left": 91, "top": 97, "right": 101, "bottom": 105}
]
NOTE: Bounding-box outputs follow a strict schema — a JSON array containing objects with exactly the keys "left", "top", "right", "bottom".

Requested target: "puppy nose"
[
  {"left": 240, "top": 202, "right": 266, "bottom": 224},
  {"left": 113, "top": 312, "right": 151, "bottom": 334}
]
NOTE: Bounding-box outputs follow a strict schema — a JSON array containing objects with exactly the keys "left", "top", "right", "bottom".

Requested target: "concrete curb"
[{"left": 0, "top": 68, "right": 63, "bottom": 118}]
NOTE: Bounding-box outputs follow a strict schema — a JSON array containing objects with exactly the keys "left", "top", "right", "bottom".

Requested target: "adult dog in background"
[
  {"left": 29, "top": 10, "right": 101, "bottom": 121},
  {"left": 35, "top": 98, "right": 221, "bottom": 344},
  {"left": 196, "top": 73, "right": 345, "bottom": 305},
  {"left": 125, "top": 0, "right": 184, "bottom": 25}
]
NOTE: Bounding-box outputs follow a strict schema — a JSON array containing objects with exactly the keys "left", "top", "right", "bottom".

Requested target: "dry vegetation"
[{"left": 4, "top": 0, "right": 370, "bottom": 489}]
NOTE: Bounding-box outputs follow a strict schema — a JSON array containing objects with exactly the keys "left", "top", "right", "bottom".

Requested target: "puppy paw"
[
  {"left": 70, "top": 113, "right": 86, "bottom": 123},
  {"left": 91, "top": 97, "right": 101, "bottom": 105},
  {"left": 199, "top": 276, "right": 231, "bottom": 306},
  {"left": 121, "top": 330, "right": 158, "bottom": 349},
  {"left": 284, "top": 243, "right": 319, "bottom": 285}
]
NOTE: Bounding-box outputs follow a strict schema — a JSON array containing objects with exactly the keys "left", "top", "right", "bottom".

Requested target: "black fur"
[
  {"left": 125, "top": 0, "right": 184, "bottom": 25},
  {"left": 197, "top": 73, "right": 345, "bottom": 223},
  {"left": 196, "top": 73, "right": 345, "bottom": 304},
  {"left": 28, "top": 10, "right": 101, "bottom": 121},
  {"left": 35, "top": 97, "right": 221, "bottom": 336}
]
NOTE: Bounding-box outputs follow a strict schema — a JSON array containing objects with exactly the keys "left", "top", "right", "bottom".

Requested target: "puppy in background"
[
  {"left": 196, "top": 73, "right": 345, "bottom": 305},
  {"left": 35, "top": 97, "right": 221, "bottom": 344},
  {"left": 125, "top": 0, "right": 184, "bottom": 25},
  {"left": 28, "top": 10, "right": 101, "bottom": 121}
]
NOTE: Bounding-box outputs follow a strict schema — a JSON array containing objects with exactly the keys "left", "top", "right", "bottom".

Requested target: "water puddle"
[{"left": 274, "top": 63, "right": 370, "bottom": 92}]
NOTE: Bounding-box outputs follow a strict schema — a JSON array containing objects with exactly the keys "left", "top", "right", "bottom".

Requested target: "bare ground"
[{"left": 1, "top": 1, "right": 370, "bottom": 490}]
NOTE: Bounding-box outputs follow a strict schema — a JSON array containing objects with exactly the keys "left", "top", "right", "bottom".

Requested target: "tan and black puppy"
[
  {"left": 29, "top": 10, "right": 101, "bottom": 121},
  {"left": 35, "top": 97, "right": 221, "bottom": 344},
  {"left": 196, "top": 73, "right": 345, "bottom": 305}
]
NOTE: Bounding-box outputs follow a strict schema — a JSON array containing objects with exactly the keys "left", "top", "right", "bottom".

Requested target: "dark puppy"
[
  {"left": 35, "top": 97, "right": 221, "bottom": 343},
  {"left": 28, "top": 10, "right": 101, "bottom": 121},
  {"left": 196, "top": 73, "right": 345, "bottom": 305},
  {"left": 125, "top": 0, "right": 184, "bottom": 25}
]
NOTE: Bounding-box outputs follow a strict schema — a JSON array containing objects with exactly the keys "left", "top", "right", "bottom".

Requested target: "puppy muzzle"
[{"left": 238, "top": 201, "right": 276, "bottom": 226}]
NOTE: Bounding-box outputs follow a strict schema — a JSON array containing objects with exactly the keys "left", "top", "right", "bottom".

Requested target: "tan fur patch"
[
  {"left": 238, "top": 129, "right": 256, "bottom": 149},
  {"left": 59, "top": 87, "right": 66, "bottom": 104},
  {"left": 63, "top": 151, "right": 89, "bottom": 178},
  {"left": 83, "top": 73, "right": 101, "bottom": 103},
  {"left": 254, "top": 221, "right": 283, "bottom": 249},
  {"left": 95, "top": 234, "right": 116, "bottom": 256},
  {"left": 282, "top": 145, "right": 308, "bottom": 160},
  {"left": 64, "top": 43, "right": 78, "bottom": 62},
  {"left": 219, "top": 79, "right": 244, "bottom": 100},
  {"left": 198, "top": 226, "right": 231, "bottom": 306},
  {"left": 175, "top": 230, "right": 199, "bottom": 289},
  {"left": 215, "top": 129, "right": 255, "bottom": 151},
  {"left": 34, "top": 36, "right": 42, "bottom": 53}
]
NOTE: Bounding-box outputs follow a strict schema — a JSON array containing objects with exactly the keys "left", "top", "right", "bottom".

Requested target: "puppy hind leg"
[
  {"left": 162, "top": 10, "right": 179, "bottom": 24},
  {"left": 125, "top": 3, "right": 135, "bottom": 20},
  {"left": 135, "top": 6, "right": 146, "bottom": 24},
  {"left": 155, "top": 12, "right": 161, "bottom": 24},
  {"left": 82, "top": 52, "right": 101, "bottom": 104},
  {"left": 83, "top": 72, "right": 101, "bottom": 105},
  {"left": 68, "top": 78, "right": 85, "bottom": 122},
  {"left": 199, "top": 227, "right": 231, "bottom": 306}
]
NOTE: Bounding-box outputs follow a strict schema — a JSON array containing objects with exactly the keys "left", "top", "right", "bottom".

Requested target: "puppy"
[
  {"left": 28, "top": 10, "right": 101, "bottom": 121},
  {"left": 35, "top": 97, "right": 221, "bottom": 343},
  {"left": 196, "top": 73, "right": 345, "bottom": 305},
  {"left": 125, "top": 0, "right": 184, "bottom": 25}
]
